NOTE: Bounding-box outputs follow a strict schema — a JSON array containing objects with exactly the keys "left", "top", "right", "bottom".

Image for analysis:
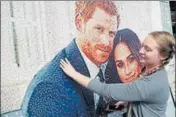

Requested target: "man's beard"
[{"left": 81, "top": 41, "right": 111, "bottom": 65}]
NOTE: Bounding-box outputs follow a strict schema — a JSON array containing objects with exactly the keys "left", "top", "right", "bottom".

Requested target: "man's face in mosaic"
[{"left": 77, "top": 7, "right": 118, "bottom": 66}]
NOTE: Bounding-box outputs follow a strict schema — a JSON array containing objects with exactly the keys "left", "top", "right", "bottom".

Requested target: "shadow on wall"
[{"left": 1, "top": 109, "right": 23, "bottom": 117}]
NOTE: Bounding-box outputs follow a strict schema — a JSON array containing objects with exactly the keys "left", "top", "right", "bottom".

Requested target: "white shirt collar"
[{"left": 76, "top": 40, "right": 100, "bottom": 78}]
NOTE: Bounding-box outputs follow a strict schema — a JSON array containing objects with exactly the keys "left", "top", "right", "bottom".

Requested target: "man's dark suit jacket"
[{"left": 21, "top": 39, "right": 98, "bottom": 117}]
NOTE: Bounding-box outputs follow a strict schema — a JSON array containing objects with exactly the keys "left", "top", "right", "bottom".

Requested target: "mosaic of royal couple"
[{"left": 3, "top": 1, "right": 175, "bottom": 117}]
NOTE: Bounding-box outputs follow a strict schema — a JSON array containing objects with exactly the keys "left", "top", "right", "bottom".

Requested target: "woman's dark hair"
[{"left": 105, "top": 28, "right": 141, "bottom": 83}]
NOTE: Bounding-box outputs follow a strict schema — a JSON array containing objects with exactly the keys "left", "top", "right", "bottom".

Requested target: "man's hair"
[{"left": 75, "top": 1, "right": 120, "bottom": 24}]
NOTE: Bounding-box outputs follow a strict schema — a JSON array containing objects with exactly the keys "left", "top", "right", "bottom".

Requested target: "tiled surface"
[
  {"left": 1, "top": 110, "right": 23, "bottom": 117},
  {"left": 165, "top": 94, "right": 175, "bottom": 117},
  {"left": 1, "top": 1, "right": 175, "bottom": 117}
]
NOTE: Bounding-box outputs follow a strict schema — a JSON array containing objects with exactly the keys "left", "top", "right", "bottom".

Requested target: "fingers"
[
  {"left": 60, "top": 59, "right": 66, "bottom": 67},
  {"left": 115, "top": 101, "right": 124, "bottom": 108},
  {"left": 65, "top": 58, "right": 71, "bottom": 66},
  {"left": 60, "top": 60, "right": 65, "bottom": 70},
  {"left": 60, "top": 59, "right": 68, "bottom": 70},
  {"left": 60, "top": 58, "right": 71, "bottom": 68},
  {"left": 115, "top": 103, "right": 120, "bottom": 108},
  {"left": 60, "top": 63, "right": 64, "bottom": 70}
]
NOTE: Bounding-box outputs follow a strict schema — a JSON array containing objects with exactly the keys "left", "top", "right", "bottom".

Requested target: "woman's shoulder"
[
  {"left": 141, "top": 68, "right": 167, "bottom": 79},
  {"left": 138, "top": 68, "right": 168, "bottom": 86},
  {"left": 151, "top": 68, "right": 168, "bottom": 80}
]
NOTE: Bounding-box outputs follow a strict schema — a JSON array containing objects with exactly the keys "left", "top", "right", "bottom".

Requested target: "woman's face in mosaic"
[{"left": 114, "top": 42, "right": 141, "bottom": 83}]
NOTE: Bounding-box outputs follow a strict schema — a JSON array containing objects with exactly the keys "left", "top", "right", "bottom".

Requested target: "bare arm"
[{"left": 60, "top": 58, "right": 91, "bottom": 87}]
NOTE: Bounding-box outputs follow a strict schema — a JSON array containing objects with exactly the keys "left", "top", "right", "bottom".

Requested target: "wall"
[{"left": 1, "top": 1, "right": 175, "bottom": 114}]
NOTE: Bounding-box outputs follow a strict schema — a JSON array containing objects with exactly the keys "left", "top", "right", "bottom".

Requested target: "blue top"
[{"left": 21, "top": 39, "right": 103, "bottom": 117}]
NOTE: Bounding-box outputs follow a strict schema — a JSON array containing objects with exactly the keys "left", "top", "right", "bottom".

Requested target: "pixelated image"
[{"left": 1, "top": 1, "right": 175, "bottom": 117}]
